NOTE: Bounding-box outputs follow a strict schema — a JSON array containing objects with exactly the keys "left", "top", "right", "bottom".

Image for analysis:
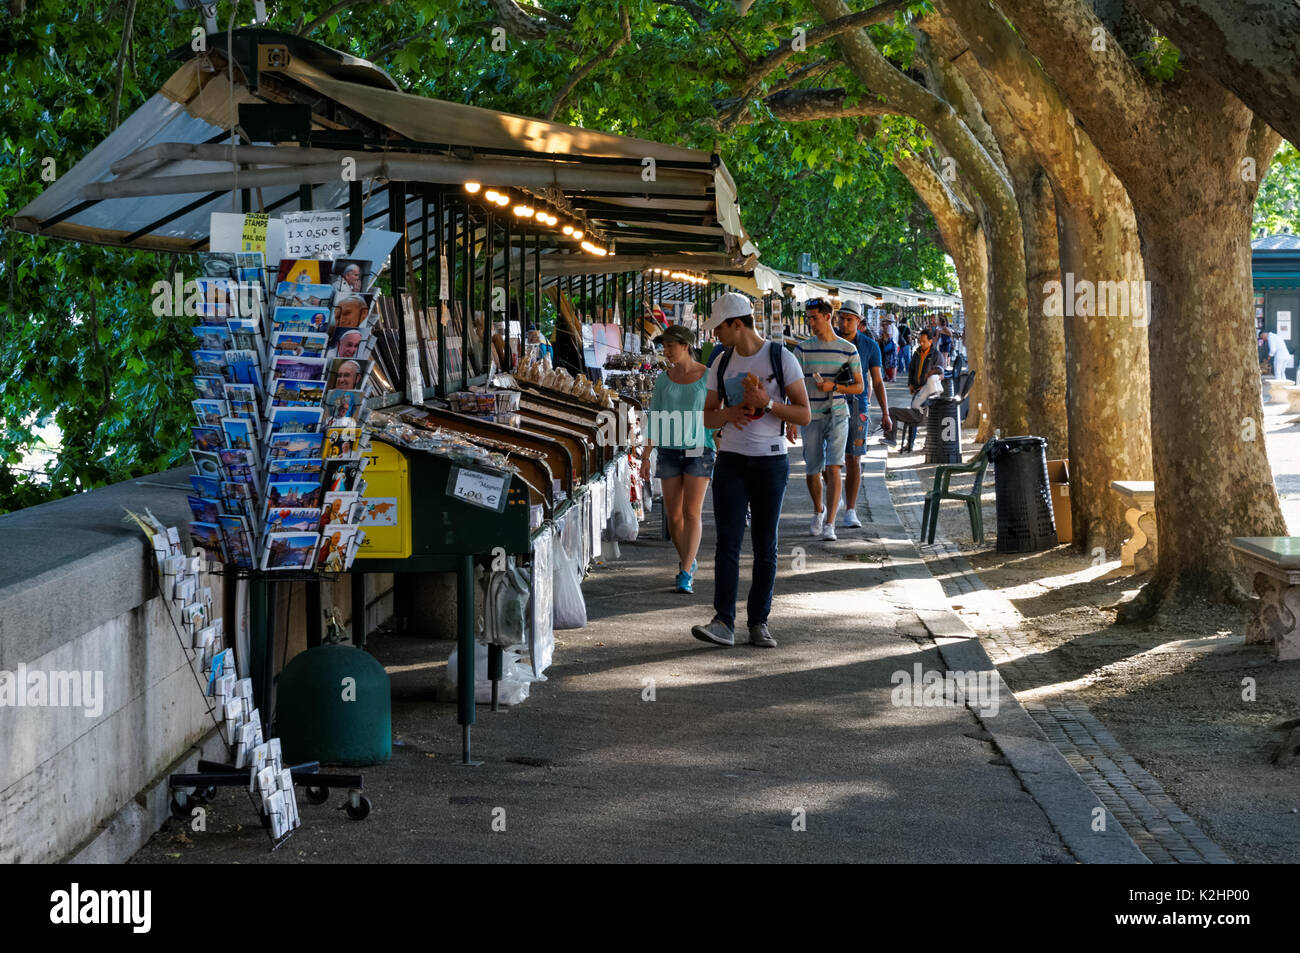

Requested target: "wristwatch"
[{"left": 764, "top": 397, "right": 774, "bottom": 412}]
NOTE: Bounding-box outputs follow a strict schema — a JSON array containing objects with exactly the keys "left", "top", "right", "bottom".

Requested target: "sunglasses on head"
[{"left": 804, "top": 298, "right": 832, "bottom": 313}]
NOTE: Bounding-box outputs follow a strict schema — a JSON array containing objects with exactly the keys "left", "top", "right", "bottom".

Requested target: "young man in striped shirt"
[{"left": 787, "top": 298, "right": 863, "bottom": 541}]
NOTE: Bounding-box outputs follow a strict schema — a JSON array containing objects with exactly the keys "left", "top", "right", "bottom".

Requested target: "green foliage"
[
  {"left": 1255, "top": 142, "right": 1300, "bottom": 238},
  {"left": 0, "top": 0, "right": 954, "bottom": 511},
  {"left": 1132, "top": 34, "right": 1183, "bottom": 83}
]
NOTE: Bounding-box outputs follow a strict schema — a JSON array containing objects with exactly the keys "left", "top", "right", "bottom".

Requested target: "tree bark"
[
  {"left": 1129, "top": 0, "right": 1300, "bottom": 150},
  {"left": 992, "top": 0, "right": 1285, "bottom": 611},
  {"left": 934, "top": 0, "right": 1153, "bottom": 555},
  {"left": 809, "top": 0, "right": 1030, "bottom": 436}
]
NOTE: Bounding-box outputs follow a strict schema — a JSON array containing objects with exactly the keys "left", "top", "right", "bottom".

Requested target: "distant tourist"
[
  {"left": 889, "top": 327, "right": 943, "bottom": 452},
  {"left": 835, "top": 300, "right": 891, "bottom": 528}
]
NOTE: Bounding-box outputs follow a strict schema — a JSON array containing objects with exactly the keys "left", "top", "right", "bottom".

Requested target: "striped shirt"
[{"left": 795, "top": 335, "right": 861, "bottom": 418}]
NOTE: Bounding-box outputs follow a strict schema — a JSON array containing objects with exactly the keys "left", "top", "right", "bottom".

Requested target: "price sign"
[
  {"left": 447, "top": 465, "right": 510, "bottom": 513},
  {"left": 240, "top": 213, "right": 269, "bottom": 253},
  {"left": 282, "top": 211, "right": 347, "bottom": 260}
]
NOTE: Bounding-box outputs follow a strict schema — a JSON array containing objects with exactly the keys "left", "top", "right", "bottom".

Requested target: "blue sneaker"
[
  {"left": 689, "top": 559, "right": 697, "bottom": 574},
  {"left": 675, "top": 568, "right": 694, "bottom": 593}
]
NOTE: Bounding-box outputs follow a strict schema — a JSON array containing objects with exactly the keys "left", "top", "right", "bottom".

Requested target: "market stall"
[{"left": 8, "top": 28, "right": 759, "bottom": 770}]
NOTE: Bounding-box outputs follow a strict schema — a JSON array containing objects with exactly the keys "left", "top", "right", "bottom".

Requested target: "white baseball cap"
[
  {"left": 836, "top": 299, "right": 862, "bottom": 317},
  {"left": 703, "top": 292, "right": 754, "bottom": 332}
]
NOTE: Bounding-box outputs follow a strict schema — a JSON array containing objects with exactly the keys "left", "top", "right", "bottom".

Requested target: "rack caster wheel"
[
  {"left": 169, "top": 793, "right": 192, "bottom": 821},
  {"left": 192, "top": 785, "right": 217, "bottom": 805},
  {"left": 345, "top": 792, "right": 371, "bottom": 821},
  {"left": 305, "top": 785, "right": 330, "bottom": 805}
]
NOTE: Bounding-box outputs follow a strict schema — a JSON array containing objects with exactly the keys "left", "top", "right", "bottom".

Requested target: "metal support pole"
[
  {"left": 351, "top": 570, "right": 367, "bottom": 647},
  {"left": 389, "top": 182, "right": 408, "bottom": 393},
  {"left": 435, "top": 189, "right": 448, "bottom": 397},
  {"left": 488, "top": 644, "right": 503, "bottom": 712},
  {"left": 348, "top": 180, "right": 363, "bottom": 250},
  {"left": 456, "top": 555, "right": 481, "bottom": 765}
]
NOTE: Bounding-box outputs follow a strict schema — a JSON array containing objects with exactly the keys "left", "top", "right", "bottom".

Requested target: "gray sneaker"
[
  {"left": 749, "top": 624, "right": 777, "bottom": 648},
  {"left": 691, "top": 618, "right": 735, "bottom": 647}
]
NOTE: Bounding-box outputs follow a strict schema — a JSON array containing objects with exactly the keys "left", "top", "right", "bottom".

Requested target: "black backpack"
[{"left": 713, "top": 341, "right": 789, "bottom": 406}]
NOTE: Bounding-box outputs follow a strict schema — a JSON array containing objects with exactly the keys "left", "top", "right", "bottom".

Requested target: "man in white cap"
[{"left": 690, "top": 292, "right": 811, "bottom": 649}]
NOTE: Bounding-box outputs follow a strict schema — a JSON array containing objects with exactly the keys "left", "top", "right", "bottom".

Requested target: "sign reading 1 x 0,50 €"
[
  {"left": 447, "top": 465, "right": 510, "bottom": 513},
  {"left": 283, "top": 210, "right": 346, "bottom": 260}
]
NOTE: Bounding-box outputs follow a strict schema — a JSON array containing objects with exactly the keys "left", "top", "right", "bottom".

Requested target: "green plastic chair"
[{"left": 921, "top": 438, "right": 994, "bottom": 545}]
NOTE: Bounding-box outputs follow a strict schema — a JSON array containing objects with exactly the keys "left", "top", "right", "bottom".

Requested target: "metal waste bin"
[
  {"left": 989, "top": 436, "right": 1058, "bottom": 553},
  {"left": 924, "top": 397, "right": 963, "bottom": 465}
]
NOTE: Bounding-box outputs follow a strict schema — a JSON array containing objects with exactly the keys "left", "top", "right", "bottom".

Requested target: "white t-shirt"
[{"left": 706, "top": 342, "right": 803, "bottom": 457}]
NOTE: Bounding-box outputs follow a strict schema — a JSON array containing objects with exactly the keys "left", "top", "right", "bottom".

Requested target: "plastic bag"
[
  {"left": 526, "top": 526, "right": 555, "bottom": 676},
  {"left": 553, "top": 516, "right": 588, "bottom": 629},
  {"left": 476, "top": 559, "right": 530, "bottom": 647},
  {"left": 446, "top": 644, "right": 534, "bottom": 705},
  {"left": 610, "top": 469, "right": 639, "bottom": 542}
]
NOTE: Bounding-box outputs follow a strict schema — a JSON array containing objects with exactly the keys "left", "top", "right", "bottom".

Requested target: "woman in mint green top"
[{"left": 640, "top": 325, "right": 716, "bottom": 593}]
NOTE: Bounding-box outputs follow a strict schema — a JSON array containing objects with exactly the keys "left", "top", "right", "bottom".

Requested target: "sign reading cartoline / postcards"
[
  {"left": 447, "top": 466, "right": 509, "bottom": 513},
  {"left": 282, "top": 211, "right": 347, "bottom": 260},
  {"left": 1279, "top": 310, "right": 1292, "bottom": 337}
]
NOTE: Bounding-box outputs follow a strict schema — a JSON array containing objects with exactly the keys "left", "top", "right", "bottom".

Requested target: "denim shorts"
[
  {"left": 801, "top": 412, "right": 848, "bottom": 473},
  {"left": 655, "top": 446, "right": 716, "bottom": 479},
  {"left": 846, "top": 407, "right": 866, "bottom": 457}
]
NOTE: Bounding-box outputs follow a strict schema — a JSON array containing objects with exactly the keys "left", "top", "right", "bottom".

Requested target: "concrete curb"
[{"left": 860, "top": 446, "right": 1149, "bottom": 864}]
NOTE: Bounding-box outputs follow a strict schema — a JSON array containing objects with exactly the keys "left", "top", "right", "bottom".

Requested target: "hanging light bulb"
[
  {"left": 562, "top": 224, "right": 574, "bottom": 235},
  {"left": 513, "top": 205, "right": 534, "bottom": 218},
  {"left": 495, "top": 193, "right": 510, "bottom": 207},
  {"left": 572, "top": 229, "right": 584, "bottom": 240},
  {"left": 484, "top": 189, "right": 500, "bottom": 203},
  {"left": 464, "top": 182, "right": 482, "bottom": 194}
]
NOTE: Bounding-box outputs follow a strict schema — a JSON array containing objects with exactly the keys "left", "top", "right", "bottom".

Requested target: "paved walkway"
[
  {"left": 883, "top": 378, "right": 1231, "bottom": 863},
  {"left": 136, "top": 441, "right": 1083, "bottom": 863}
]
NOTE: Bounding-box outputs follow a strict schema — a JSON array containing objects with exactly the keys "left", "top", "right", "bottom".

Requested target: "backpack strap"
[
  {"left": 767, "top": 340, "right": 787, "bottom": 399},
  {"left": 714, "top": 346, "right": 732, "bottom": 404}
]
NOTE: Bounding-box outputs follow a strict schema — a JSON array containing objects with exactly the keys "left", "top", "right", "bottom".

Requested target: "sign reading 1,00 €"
[{"left": 447, "top": 466, "right": 510, "bottom": 513}]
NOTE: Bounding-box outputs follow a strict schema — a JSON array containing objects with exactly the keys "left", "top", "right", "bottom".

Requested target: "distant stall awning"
[{"left": 7, "top": 28, "right": 755, "bottom": 273}]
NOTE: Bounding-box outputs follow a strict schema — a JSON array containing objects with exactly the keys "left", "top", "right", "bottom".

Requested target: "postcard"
[
  {"left": 232, "top": 281, "right": 267, "bottom": 320},
  {"left": 199, "top": 251, "right": 238, "bottom": 279},
  {"left": 223, "top": 349, "right": 263, "bottom": 389},
  {"left": 270, "top": 355, "right": 327, "bottom": 383},
  {"left": 188, "top": 521, "right": 226, "bottom": 563},
  {"left": 276, "top": 259, "right": 330, "bottom": 285},
  {"left": 269, "top": 406, "right": 324, "bottom": 435},
  {"left": 187, "top": 495, "right": 221, "bottom": 524},
  {"left": 226, "top": 462, "right": 256, "bottom": 486},
  {"left": 264, "top": 480, "right": 322, "bottom": 510},
  {"left": 330, "top": 258, "right": 370, "bottom": 295},
  {"left": 319, "top": 492, "right": 358, "bottom": 529},
  {"left": 328, "top": 325, "right": 371, "bottom": 361},
  {"left": 196, "top": 277, "right": 237, "bottom": 318},
  {"left": 315, "top": 524, "right": 358, "bottom": 572},
  {"left": 220, "top": 415, "right": 257, "bottom": 452},
  {"left": 331, "top": 291, "right": 375, "bottom": 331},
  {"left": 191, "top": 349, "right": 226, "bottom": 378},
  {"left": 224, "top": 382, "right": 257, "bottom": 403},
  {"left": 272, "top": 305, "right": 331, "bottom": 334},
  {"left": 323, "top": 458, "right": 365, "bottom": 493},
  {"left": 268, "top": 431, "right": 324, "bottom": 460},
  {"left": 192, "top": 399, "right": 227, "bottom": 427},
  {"left": 217, "top": 447, "right": 257, "bottom": 472},
  {"left": 275, "top": 280, "right": 333, "bottom": 309},
  {"left": 193, "top": 375, "right": 227, "bottom": 401},
  {"left": 226, "top": 318, "right": 262, "bottom": 352},
  {"left": 268, "top": 377, "right": 326, "bottom": 407},
  {"left": 268, "top": 458, "right": 323, "bottom": 477},
  {"left": 190, "top": 449, "right": 222, "bottom": 481},
  {"left": 327, "top": 357, "right": 370, "bottom": 393},
  {"left": 271, "top": 330, "right": 329, "bottom": 359},
  {"left": 193, "top": 324, "right": 231, "bottom": 351},
  {"left": 191, "top": 426, "right": 225, "bottom": 453},
  {"left": 323, "top": 426, "right": 362, "bottom": 460},
  {"left": 322, "top": 388, "right": 364, "bottom": 426},
  {"left": 262, "top": 531, "right": 320, "bottom": 571},
  {"left": 264, "top": 507, "right": 322, "bottom": 533},
  {"left": 190, "top": 474, "right": 222, "bottom": 498}
]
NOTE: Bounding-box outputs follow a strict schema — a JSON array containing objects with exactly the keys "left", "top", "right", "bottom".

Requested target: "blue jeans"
[{"left": 711, "top": 451, "right": 790, "bottom": 630}]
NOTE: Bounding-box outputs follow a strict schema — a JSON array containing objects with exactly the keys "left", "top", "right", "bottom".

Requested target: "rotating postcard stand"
[{"left": 165, "top": 210, "right": 395, "bottom": 847}]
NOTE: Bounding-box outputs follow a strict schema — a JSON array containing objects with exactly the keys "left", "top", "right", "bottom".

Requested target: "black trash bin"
[
  {"left": 924, "top": 397, "right": 962, "bottom": 465},
  {"left": 989, "top": 436, "right": 1057, "bottom": 553}
]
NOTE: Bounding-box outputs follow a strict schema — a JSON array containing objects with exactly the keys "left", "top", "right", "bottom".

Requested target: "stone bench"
[
  {"left": 1287, "top": 386, "right": 1300, "bottom": 415},
  {"left": 1111, "top": 480, "right": 1157, "bottom": 573},
  {"left": 1267, "top": 377, "right": 1292, "bottom": 405},
  {"left": 1228, "top": 537, "right": 1300, "bottom": 661}
]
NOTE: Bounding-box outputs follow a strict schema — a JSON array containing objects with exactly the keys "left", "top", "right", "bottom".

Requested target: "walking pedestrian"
[
  {"left": 690, "top": 292, "right": 810, "bottom": 649},
  {"left": 835, "top": 301, "right": 891, "bottom": 528},
  {"left": 788, "top": 298, "right": 862, "bottom": 541},
  {"left": 880, "top": 318, "right": 897, "bottom": 382},
  {"left": 641, "top": 324, "right": 714, "bottom": 594}
]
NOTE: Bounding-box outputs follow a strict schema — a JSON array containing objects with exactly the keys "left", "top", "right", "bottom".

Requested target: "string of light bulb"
[
  {"left": 463, "top": 181, "right": 609, "bottom": 256},
  {"left": 648, "top": 267, "right": 708, "bottom": 285}
]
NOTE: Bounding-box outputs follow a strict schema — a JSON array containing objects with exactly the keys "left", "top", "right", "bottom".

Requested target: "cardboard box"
[{"left": 1047, "top": 459, "right": 1072, "bottom": 543}]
